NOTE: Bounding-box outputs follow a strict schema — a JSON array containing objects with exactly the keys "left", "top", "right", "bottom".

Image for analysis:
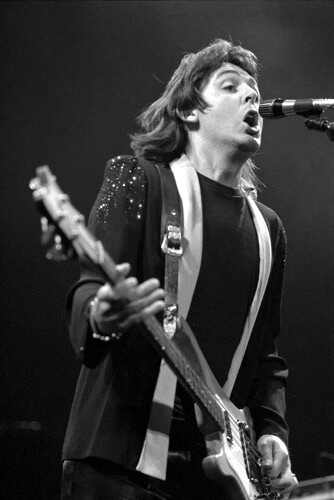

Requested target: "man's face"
[{"left": 195, "top": 63, "right": 263, "bottom": 155}]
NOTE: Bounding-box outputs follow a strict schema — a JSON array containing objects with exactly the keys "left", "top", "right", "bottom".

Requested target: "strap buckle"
[
  {"left": 163, "top": 304, "right": 179, "bottom": 339},
  {"left": 161, "top": 224, "right": 183, "bottom": 257}
]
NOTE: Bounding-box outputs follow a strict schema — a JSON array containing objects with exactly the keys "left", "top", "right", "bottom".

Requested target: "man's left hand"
[{"left": 257, "top": 434, "right": 298, "bottom": 499}]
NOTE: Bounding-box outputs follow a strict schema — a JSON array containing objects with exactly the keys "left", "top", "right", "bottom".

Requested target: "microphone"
[{"left": 259, "top": 98, "right": 334, "bottom": 118}]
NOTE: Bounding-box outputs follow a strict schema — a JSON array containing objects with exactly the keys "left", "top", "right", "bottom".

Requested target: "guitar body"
[{"left": 203, "top": 432, "right": 260, "bottom": 500}]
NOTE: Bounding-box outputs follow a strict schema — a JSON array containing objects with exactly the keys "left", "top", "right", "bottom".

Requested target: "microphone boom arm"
[{"left": 304, "top": 117, "right": 334, "bottom": 142}]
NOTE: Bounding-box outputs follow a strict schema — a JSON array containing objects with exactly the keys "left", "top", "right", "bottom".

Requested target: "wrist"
[{"left": 89, "top": 296, "right": 123, "bottom": 341}]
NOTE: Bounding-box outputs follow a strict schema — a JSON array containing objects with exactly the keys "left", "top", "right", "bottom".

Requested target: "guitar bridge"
[{"left": 238, "top": 421, "right": 280, "bottom": 499}]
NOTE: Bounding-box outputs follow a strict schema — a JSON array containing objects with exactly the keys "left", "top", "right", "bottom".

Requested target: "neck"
[{"left": 185, "top": 140, "right": 249, "bottom": 189}]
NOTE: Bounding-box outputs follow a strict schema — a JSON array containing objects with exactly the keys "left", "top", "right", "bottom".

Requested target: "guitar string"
[{"left": 227, "top": 414, "right": 263, "bottom": 463}]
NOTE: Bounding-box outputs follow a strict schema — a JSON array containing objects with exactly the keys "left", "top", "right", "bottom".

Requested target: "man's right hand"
[{"left": 90, "top": 263, "right": 165, "bottom": 333}]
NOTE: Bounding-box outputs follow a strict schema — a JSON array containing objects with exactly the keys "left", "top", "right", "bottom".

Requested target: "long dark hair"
[{"left": 130, "top": 39, "right": 261, "bottom": 190}]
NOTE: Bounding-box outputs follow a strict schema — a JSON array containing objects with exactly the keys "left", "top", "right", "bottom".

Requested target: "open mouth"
[
  {"left": 243, "top": 110, "right": 260, "bottom": 137},
  {"left": 243, "top": 110, "right": 259, "bottom": 128}
]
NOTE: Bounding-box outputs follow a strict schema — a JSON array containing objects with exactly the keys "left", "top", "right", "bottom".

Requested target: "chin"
[{"left": 239, "top": 137, "right": 261, "bottom": 154}]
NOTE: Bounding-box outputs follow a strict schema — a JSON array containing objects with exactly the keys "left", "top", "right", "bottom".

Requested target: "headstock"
[{"left": 29, "top": 166, "right": 87, "bottom": 262}]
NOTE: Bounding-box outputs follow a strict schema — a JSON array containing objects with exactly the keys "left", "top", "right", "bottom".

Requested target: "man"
[{"left": 61, "top": 39, "right": 298, "bottom": 499}]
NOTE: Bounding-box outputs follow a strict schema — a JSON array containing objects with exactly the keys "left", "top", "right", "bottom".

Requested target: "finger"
[
  {"left": 259, "top": 444, "right": 273, "bottom": 473},
  {"left": 270, "top": 476, "right": 292, "bottom": 491},
  {"left": 96, "top": 283, "right": 114, "bottom": 301},
  {"left": 132, "top": 278, "right": 162, "bottom": 300},
  {"left": 258, "top": 436, "right": 289, "bottom": 479},
  {"left": 96, "top": 277, "right": 161, "bottom": 305},
  {"left": 119, "top": 299, "right": 165, "bottom": 330},
  {"left": 115, "top": 262, "right": 131, "bottom": 277},
  {"left": 270, "top": 473, "right": 298, "bottom": 496},
  {"left": 113, "top": 277, "right": 139, "bottom": 301},
  {"left": 141, "top": 299, "right": 166, "bottom": 317},
  {"left": 97, "top": 277, "right": 139, "bottom": 304},
  {"left": 123, "top": 288, "right": 165, "bottom": 315},
  {"left": 271, "top": 484, "right": 295, "bottom": 498},
  {"left": 93, "top": 281, "right": 133, "bottom": 321},
  {"left": 269, "top": 456, "right": 289, "bottom": 480}
]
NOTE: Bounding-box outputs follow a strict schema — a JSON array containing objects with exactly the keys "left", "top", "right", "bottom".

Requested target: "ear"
[{"left": 176, "top": 108, "right": 199, "bottom": 124}]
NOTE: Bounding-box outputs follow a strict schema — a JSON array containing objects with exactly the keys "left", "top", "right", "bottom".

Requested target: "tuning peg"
[
  {"left": 29, "top": 177, "right": 39, "bottom": 191},
  {"left": 40, "top": 217, "right": 55, "bottom": 245},
  {"left": 46, "top": 234, "right": 69, "bottom": 261},
  {"left": 40, "top": 217, "right": 73, "bottom": 261}
]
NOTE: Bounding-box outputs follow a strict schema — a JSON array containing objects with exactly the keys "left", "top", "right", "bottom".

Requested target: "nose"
[{"left": 244, "top": 86, "right": 259, "bottom": 105}]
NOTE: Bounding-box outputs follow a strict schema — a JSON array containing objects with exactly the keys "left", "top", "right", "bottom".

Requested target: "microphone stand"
[{"left": 303, "top": 115, "right": 334, "bottom": 142}]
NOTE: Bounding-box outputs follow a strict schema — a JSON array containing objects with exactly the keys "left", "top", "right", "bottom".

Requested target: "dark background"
[{"left": 1, "top": 1, "right": 334, "bottom": 498}]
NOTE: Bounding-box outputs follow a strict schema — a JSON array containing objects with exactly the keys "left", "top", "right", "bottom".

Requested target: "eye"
[{"left": 223, "top": 84, "right": 235, "bottom": 91}]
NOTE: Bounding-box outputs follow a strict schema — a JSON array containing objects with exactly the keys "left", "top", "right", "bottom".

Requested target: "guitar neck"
[
  {"left": 43, "top": 189, "right": 227, "bottom": 433},
  {"left": 31, "top": 165, "right": 227, "bottom": 434}
]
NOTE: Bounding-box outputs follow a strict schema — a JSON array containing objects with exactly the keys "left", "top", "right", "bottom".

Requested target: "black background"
[{"left": 1, "top": 1, "right": 334, "bottom": 498}]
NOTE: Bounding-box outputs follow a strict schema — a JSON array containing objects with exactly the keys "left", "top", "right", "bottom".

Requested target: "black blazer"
[{"left": 62, "top": 156, "right": 289, "bottom": 471}]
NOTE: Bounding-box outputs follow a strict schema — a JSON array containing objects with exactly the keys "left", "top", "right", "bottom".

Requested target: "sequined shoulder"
[{"left": 94, "top": 155, "right": 147, "bottom": 226}]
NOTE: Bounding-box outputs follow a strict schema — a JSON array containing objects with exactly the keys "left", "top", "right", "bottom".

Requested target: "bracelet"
[
  {"left": 92, "top": 331, "right": 123, "bottom": 341},
  {"left": 89, "top": 297, "right": 123, "bottom": 341}
]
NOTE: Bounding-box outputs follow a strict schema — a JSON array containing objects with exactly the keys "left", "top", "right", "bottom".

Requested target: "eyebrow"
[{"left": 215, "top": 69, "right": 259, "bottom": 93}]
